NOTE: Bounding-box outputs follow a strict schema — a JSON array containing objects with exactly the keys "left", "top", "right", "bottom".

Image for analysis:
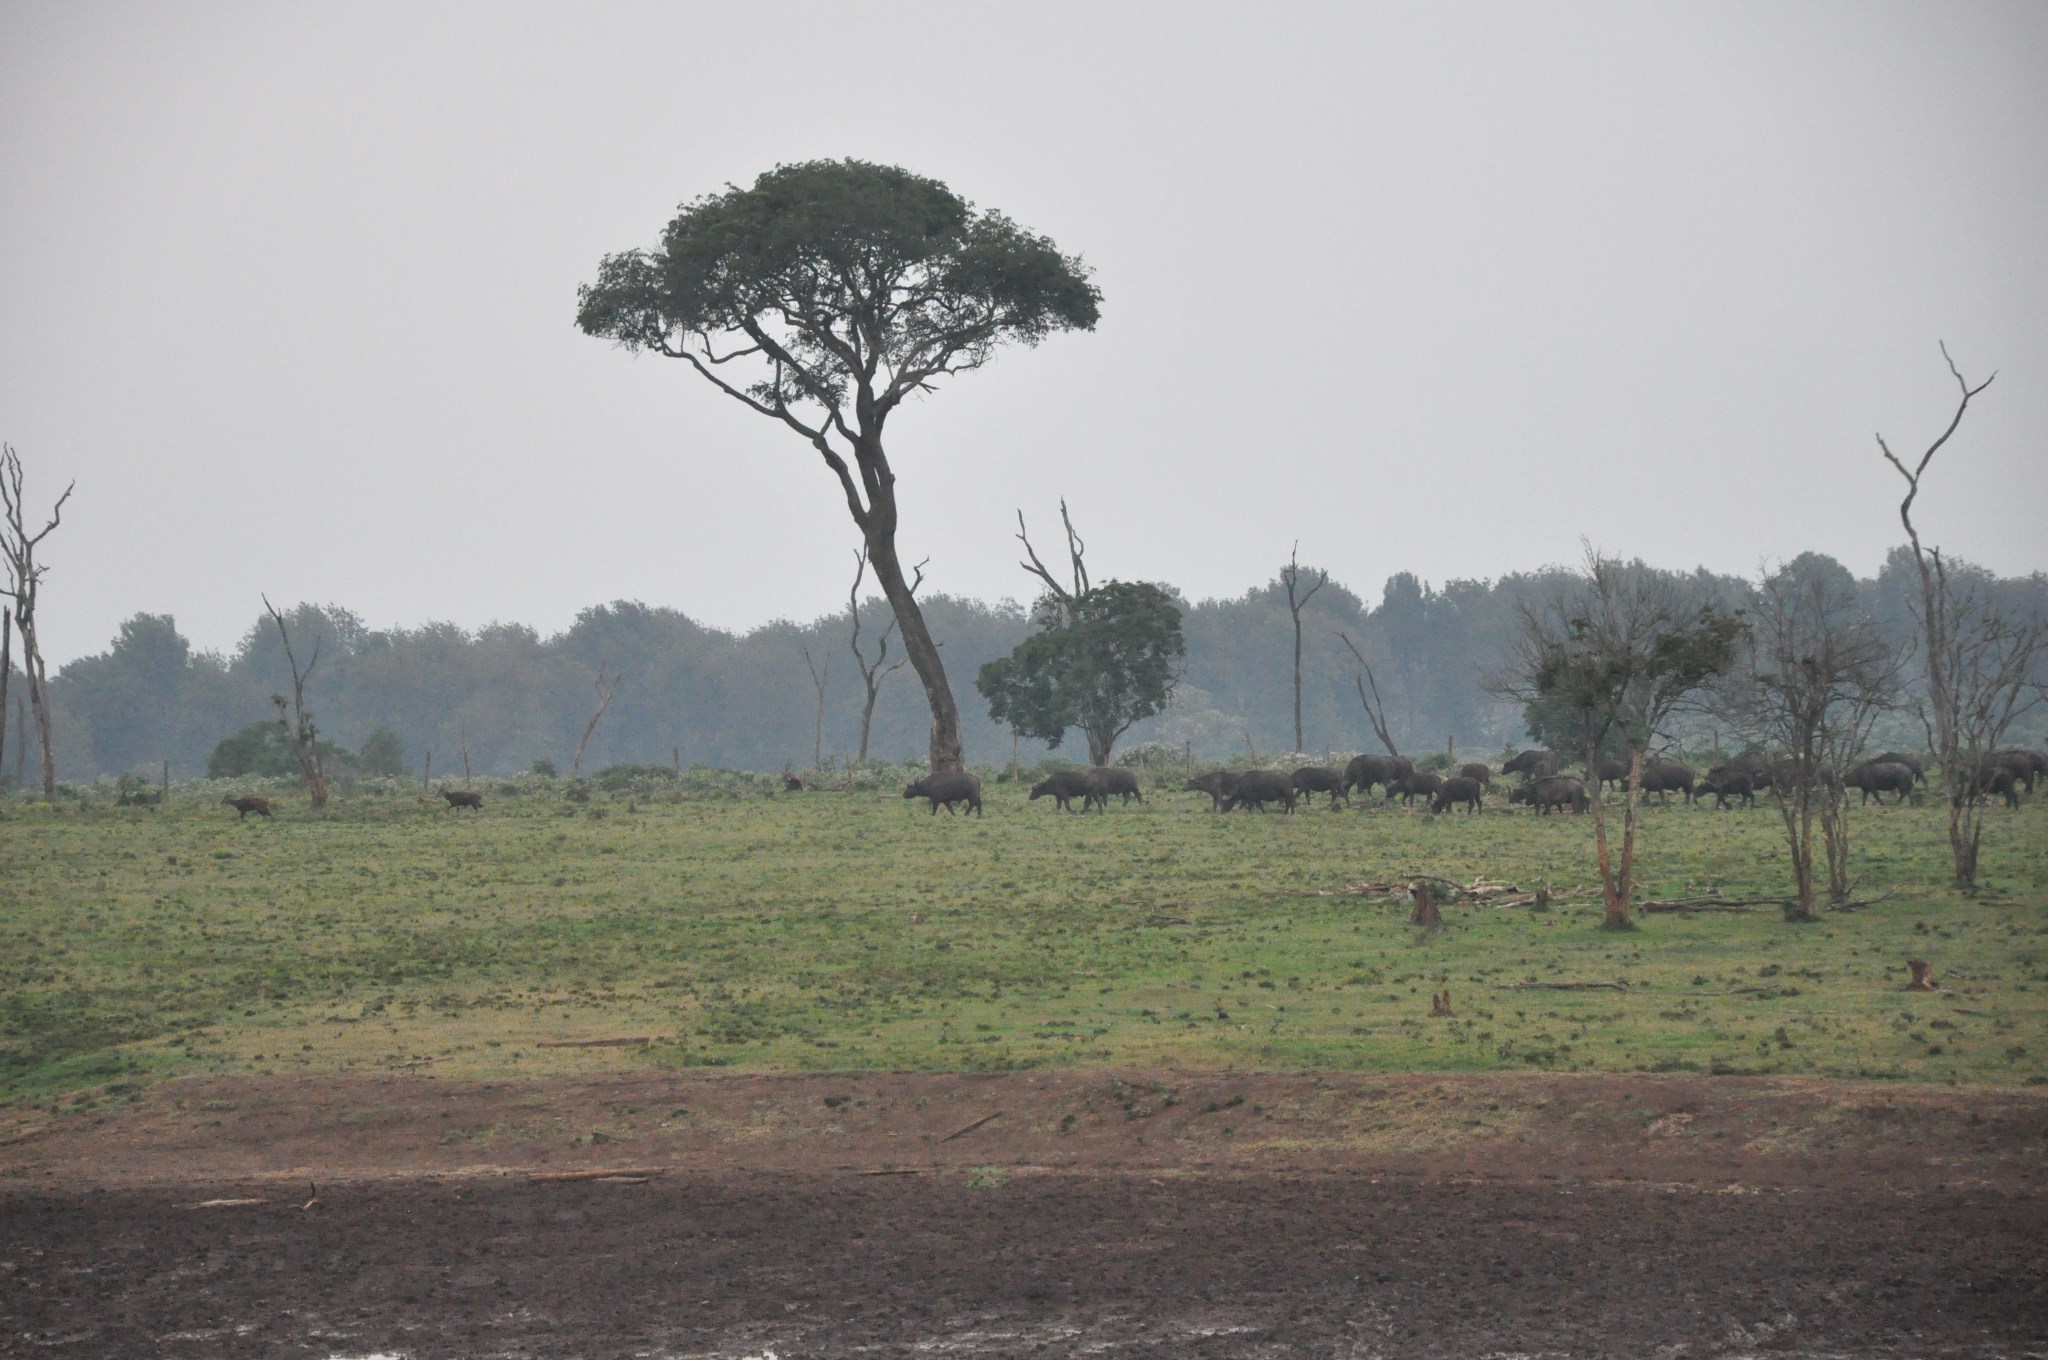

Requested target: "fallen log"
[
  {"left": 527, "top": 1166, "right": 669, "bottom": 1182},
  {"left": 1642, "top": 900, "right": 1768, "bottom": 913},
  {"left": 185, "top": 1197, "right": 267, "bottom": 1209},
  {"left": 939, "top": 1111, "right": 1004, "bottom": 1143},
  {"left": 1499, "top": 980, "right": 1630, "bottom": 991},
  {"left": 535, "top": 1037, "right": 652, "bottom": 1049}
]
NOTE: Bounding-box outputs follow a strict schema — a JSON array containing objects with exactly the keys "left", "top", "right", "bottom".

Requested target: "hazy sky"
[{"left": 4, "top": 1, "right": 2044, "bottom": 666}]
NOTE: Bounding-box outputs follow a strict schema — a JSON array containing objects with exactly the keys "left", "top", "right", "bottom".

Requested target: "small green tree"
[
  {"left": 358, "top": 726, "right": 407, "bottom": 778},
  {"left": 207, "top": 721, "right": 300, "bottom": 779},
  {"left": 977, "top": 581, "right": 1185, "bottom": 766}
]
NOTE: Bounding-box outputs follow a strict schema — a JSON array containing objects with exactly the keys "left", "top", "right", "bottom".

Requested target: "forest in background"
[{"left": 9, "top": 546, "right": 2045, "bottom": 785}]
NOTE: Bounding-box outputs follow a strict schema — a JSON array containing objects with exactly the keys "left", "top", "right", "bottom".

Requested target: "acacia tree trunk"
[
  {"left": 1586, "top": 746, "right": 1640, "bottom": 928},
  {"left": 864, "top": 530, "right": 962, "bottom": 772}
]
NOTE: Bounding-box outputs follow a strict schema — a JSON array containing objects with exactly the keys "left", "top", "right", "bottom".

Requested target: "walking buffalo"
[
  {"left": 1344, "top": 753, "right": 1411, "bottom": 798},
  {"left": 221, "top": 794, "right": 272, "bottom": 820},
  {"left": 1393, "top": 771, "right": 1443, "bottom": 806},
  {"left": 1182, "top": 770, "right": 1241, "bottom": 811},
  {"left": 1030, "top": 769, "right": 1105, "bottom": 812},
  {"left": 904, "top": 771, "right": 983, "bottom": 816},
  {"left": 441, "top": 788, "right": 484, "bottom": 811},
  {"left": 1696, "top": 769, "right": 1756, "bottom": 810},
  {"left": 1843, "top": 761, "right": 1915, "bottom": 805},
  {"left": 1629, "top": 761, "right": 1696, "bottom": 806},
  {"left": 1503, "top": 749, "right": 1558, "bottom": 781},
  {"left": 1096, "top": 767, "right": 1144, "bottom": 804},
  {"left": 1291, "top": 766, "right": 1348, "bottom": 807},
  {"left": 1513, "top": 775, "right": 1589, "bottom": 814},
  {"left": 1223, "top": 769, "right": 1297, "bottom": 813},
  {"left": 1591, "top": 757, "right": 1630, "bottom": 791},
  {"left": 1871, "top": 751, "right": 1928, "bottom": 785},
  {"left": 1432, "top": 776, "right": 1483, "bottom": 814},
  {"left": 1457, "top": 762, "right": 1493, "bottom": 788}
]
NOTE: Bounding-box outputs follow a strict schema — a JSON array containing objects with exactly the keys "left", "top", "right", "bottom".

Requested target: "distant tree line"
[{"left": 10, "top": 547, "right": 2042, "bottom": 787}]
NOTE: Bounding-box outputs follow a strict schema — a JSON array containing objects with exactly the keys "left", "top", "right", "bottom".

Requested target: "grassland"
[{"left": 3, "top": 769, "right": 2045, "bottom": 1106}]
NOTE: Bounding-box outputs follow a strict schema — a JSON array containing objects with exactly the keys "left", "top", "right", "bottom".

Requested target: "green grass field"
[{"left": 4, "top": 770, "right": 2045, "bottom": 1105}]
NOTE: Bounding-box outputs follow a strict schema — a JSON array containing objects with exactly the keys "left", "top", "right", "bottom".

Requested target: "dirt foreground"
[{"left": 5, "top": 1070, "right": 2046, "bottom": 1357}]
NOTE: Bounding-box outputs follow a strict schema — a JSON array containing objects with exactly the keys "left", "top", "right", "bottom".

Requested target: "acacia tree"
[
  {"left": 1877, "top": 346, "right": 2047, "bottom": 885},
  {"left": 1279, "top": 544, "right": 1327, "bottom": 754},
  {"left": 577, "top": 160, "right": 1100, "bottom": 772},
  {"left": 1720, "top": 562, "right": 1904, "bottom": 919},
  {"left": 1494, "top": 550, "right": 1741, "bottom": 928},
  {"left": 2, "top": 445, "right": 74, "bottom": 801},
  {"left": 977, "top": 580, "right": 1185, "bottom": 767},
  {"left": 846, "top": 546, "right": 914, "bottom": 763}
]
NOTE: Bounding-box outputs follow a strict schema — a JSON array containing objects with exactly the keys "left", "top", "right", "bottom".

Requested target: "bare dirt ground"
[{"left": 5, "top": 1070, "right": 2046, "bottom": 1358}]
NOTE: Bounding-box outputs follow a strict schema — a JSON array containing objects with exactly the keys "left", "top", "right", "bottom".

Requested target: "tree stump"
[
  {"left": 1532, "top": 885, "right": 1552, "bottom": 913},
  {"left": 1409, "top": 882, "right": 1443, "bottom": 928},
  {"left": 1906, "top": 959, "right": 1936, "bottom": 991},
  {"left": 1429, "top": 989, "right": 1453, "bottom": 1016}
]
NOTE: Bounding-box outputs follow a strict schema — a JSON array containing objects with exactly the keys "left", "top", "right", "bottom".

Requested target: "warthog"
[
  {"left": 441, "top": 788, "right": 484, "bottom": 811},
  {"left": 1223, "top": 769, "right": 1296, "bottom": 813},
  {"left": 1393, "top": 770, "right": 1443, "bottom": 806},
  {"left": 1843, "top": 761, "right": 1914, "bottom": 805},
  {"left": 221, "top": 794, "right": 273, "bottom": 820},
  {"left": 1432, "top": 775, "right": 1482, "bottom": 814},
  {"left": 1457, "top": 762, "right": 1493, "bottom": 788},
  {"left": 1096, "top": 767, "right": 1144, "bottom": 804},
  {"left": 1291, "top": 766, "right": 1348, "bottom": 807},
  {"left": 1696, "top": 769, "right": 1756, "bottom": 810},
  {"left": 1502, "top": 749, "right": 1557, "bottom": 781},
  {"left": 903, "top": 771, "right": 983, "bottom": 816},
  {"left": 1030, "top": 769, "right": 1105, "bottom": 812},
  {"left": 1183, "top": 770, "right": 1240, "bottom": 810}
]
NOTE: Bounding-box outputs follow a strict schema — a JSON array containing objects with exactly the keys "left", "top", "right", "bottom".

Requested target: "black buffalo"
[
  {"left": 1629, "top": 760, "right": 1695, "bottom": 806},
  {"left": 1344, "top": 753, "right": 1411, "bottom": 798},
  {"left": 1182, "top": 770, "right": 1241, "bottom": 811},
  {"left": 1223, "top": 769, "right": 1297, "bottom": 813},
  {"left": 1096, "top": 767, "right": 1144, "bottom": 804},
  {"left": 1591, "top": 757, "right": 1630, "bottom": 791},
  {"left": 1870, "top": 751, "right": 1928, "bottom": 785},
  {"left": 903, "top": 771, "right": 983, "bottom": 816},
  {"left": 1291, "top": 766, "right": 1348, "bottom": 807},
  {"left": 1457, "top": 762, "right": 1493, "bottom": 788},
  {"left": 441, "top": 788, "right": 484, "bottom": 811},
  {"left": 1502, "top": 749, "right": 1558, "bottom": 781},
  {"left": 1432, "top": 776, "right": 1483, "bottom": 814},
  {"left": 1393, "top": 770, "right": 1443, "bottom": 806},
  {"left": 1696, "top": 769, "right": 1756, "bottom": 810},
  {"left": 1521, "top": 775, "right": 1588, "bottom": 815},
  {"left": 1843, "top": 760, "right": 1914, "bottom": 805},
  {"left": 221, "top": 794, "right": 273, "bottom": 820},
  {"left": 1030, "top": 769, "right": 1105, "bottom": 812}
]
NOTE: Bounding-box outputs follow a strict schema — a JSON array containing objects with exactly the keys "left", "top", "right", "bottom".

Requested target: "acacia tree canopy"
[
  {"left": 576, "top": 161, "right": 1100, "bottom": 771},
  {"left": 977, "top": 581, "right": 1185, "bottom": 767}
]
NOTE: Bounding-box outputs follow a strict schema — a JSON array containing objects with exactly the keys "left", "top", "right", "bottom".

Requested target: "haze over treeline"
[{"left": 11, "top": 549, "right": 2045, "bottom": 785}]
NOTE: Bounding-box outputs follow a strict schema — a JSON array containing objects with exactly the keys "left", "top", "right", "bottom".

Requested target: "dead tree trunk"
[
  {"left": 802, "top": 645, "right": 830, "bottom": 770},
  {"left": 1, "top": 445, "right": 74, "bottom": 802},
  {"left": 0, "top": 608, "right": 10, "bottom": 786},
  {"left": 569, "top": 665, "right": 621, "bottom": 779},
  {"left": 1409, "top": 882, "right": 1443, "bottom": 927},
  {"left": 1280, "top": 543, "right": 1327, "bottom": 755},
  {"left": 1336, "top": 631, "right": 1400, "bottom": 756},
  {"left": 261, "top": 595, "right": 328, "bottom": 809}
]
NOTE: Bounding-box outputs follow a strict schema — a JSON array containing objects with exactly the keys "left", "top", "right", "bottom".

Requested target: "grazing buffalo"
[
  {"left": 221, "top": 794, "right": 273, "bottom": 820},
  {"left": 1182, "top": 770, "right": 1241, "bottom": 811},
  {"left": 1223, "top": 769, "right": 1297, "bottom": 813},
  {"left": 1503, "top": 749, "right": 1558, "bottom": 781},
  {"left": 1973, "top": 762, "right": 2021, "bottom": 809},
  {"left": 903, "top": 771, "right": 983, "bottom": 816},
  {"left": 1291, "top": 766, "right": 1348, "bottom": 807},
  {"left": 1591, "top": 757, "right": 1631, "bottom": 792},
  {"left": 1457, "top": 762, "right": 1493, "bottom": 788},
  {"left": 1990, "top": 749, "right": 2044, "bottom": 794},
  {"left": 1521, "top": 775, "right": 1589, "bottom": 815},
  {"left": 1843, "top": 761, "right": 1915, "bottom": 805},
  {"left": 1393, "top": 771, "right": 1443, "bottom": 806},
  {"left": 1432, "top": 776, "right": 1483, "bottom": 814},
  {"left": 1696, "top": 769, "right": 1756, "bottom": 810},
  {"left": 442, "top": 788, "right": 484, "bottom": 811},
  {"left": 1871, "top": 751, "right": 1928, "bottom": 785},
  {"left": 1030, "top": 769, "right": 1106, "bottom": 812},
  {"left": 1629, "top": 761, "right": 1696, "bottom": 806},
  {"left": 1096, "top": 767, "right": 1144, "bottom": 804},
  {"left": 1722, "top": 750, "right": 1775, "bottom": 789},
  {"left": 1344, "top": 753, "right": 1411, "bottom": 798}
]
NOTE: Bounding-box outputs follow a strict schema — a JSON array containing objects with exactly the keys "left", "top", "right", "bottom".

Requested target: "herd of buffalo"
[{"left": 899, "top": 746, "right": 2048, "bottom": 817}]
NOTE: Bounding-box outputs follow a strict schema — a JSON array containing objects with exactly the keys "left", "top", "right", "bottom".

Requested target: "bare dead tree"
[
  {"left": 1335, "top": 631, "right": 1400, "bottom": 756},
  {"left": 0, "top": 607, "right": 10, "bottom": 788},
  {"left": 1280, "top": 543, "right": 1327, "bottom": 754},
  {"left": 569, "top": 664, "right": 621, "bottom": 779},
  {"left": 1720, "top": 563, "right": 1905, "bottom": 919},
  {"left": 848, "top": 546, "right": 917, "bottom": 762},
  {"left": 1876, "top": 346, "right": 2046, "bottom": 884},
  {"left": 1016, "top": 498, "right": 1089, "bottom": 623},
  {"left": 801, "top": 644, "right": 831, "bottom": 770},
  {"left": 261, "top": 594, "right": 329, "bottom": 810},
  {"left": 1, "top": 445, "right": 74, "bottom": 801}
]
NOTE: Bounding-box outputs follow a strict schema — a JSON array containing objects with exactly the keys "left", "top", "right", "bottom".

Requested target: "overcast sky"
[{"left": 3, "top": 1, "right": 2044, "bottom": 666}]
